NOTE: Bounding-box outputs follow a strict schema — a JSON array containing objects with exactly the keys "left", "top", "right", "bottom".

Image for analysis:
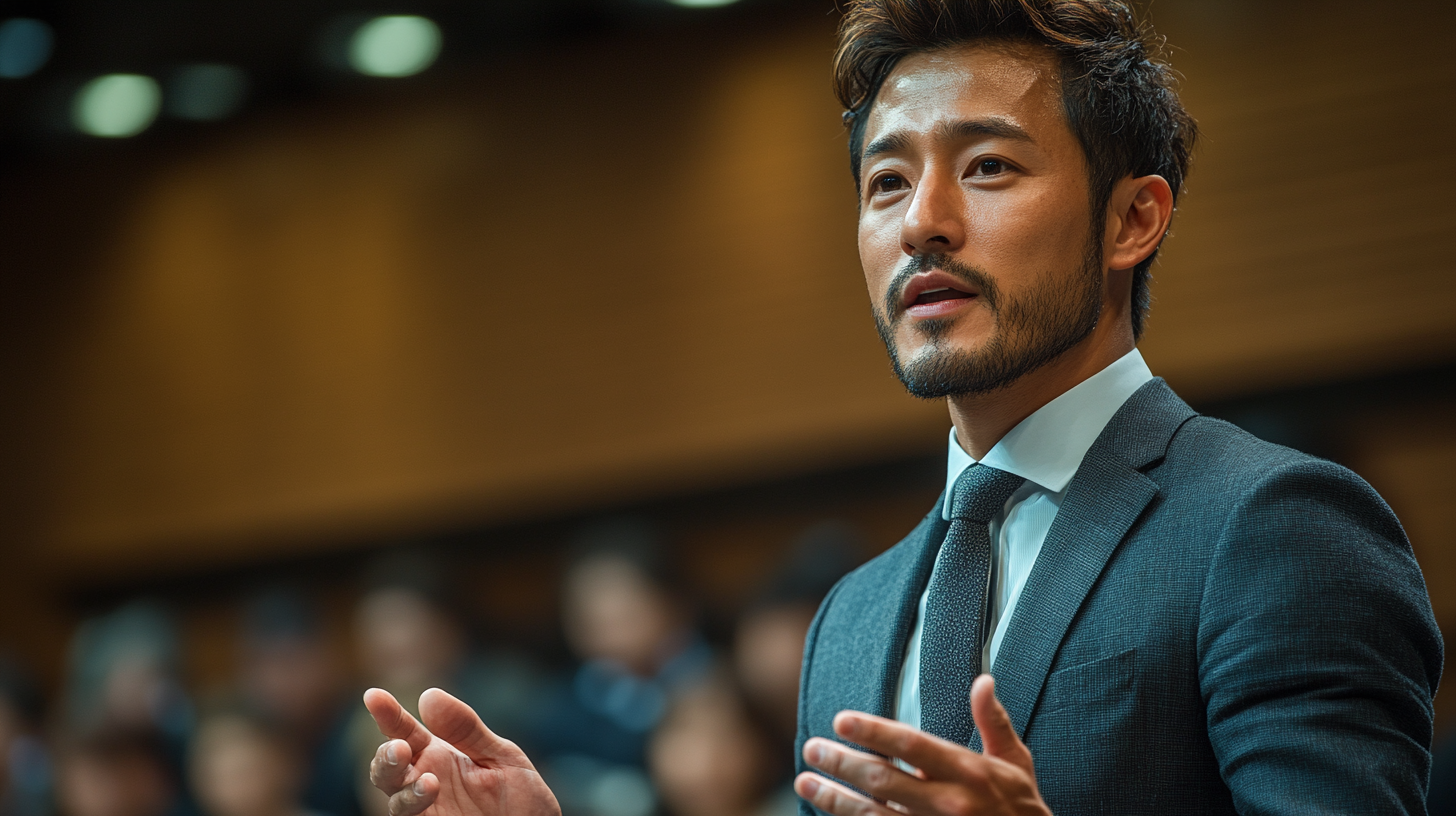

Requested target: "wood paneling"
[
  {"left": 0, "top": 1, "right": 1451, "bottom": 581},
  {"left": 1141, "top": 0, "right": 1456, "bottom": 399}
]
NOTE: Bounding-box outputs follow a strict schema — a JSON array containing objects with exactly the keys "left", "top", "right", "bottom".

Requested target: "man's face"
[{"left": 858, "top": 43, "right": 1105, "bottom": 398}]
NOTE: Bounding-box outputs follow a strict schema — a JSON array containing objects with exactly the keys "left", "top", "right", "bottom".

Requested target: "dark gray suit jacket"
[{"left": 797, "top": 379, "right": 1442, "bottom": 814}]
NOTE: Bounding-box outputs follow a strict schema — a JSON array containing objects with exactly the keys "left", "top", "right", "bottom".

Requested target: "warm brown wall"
[
  {"left": 1140, "top": 0, "right": 1456, "bottom": 397},
  {"left": 0, "top": 0, "right": 1452, "bottom": 604}
]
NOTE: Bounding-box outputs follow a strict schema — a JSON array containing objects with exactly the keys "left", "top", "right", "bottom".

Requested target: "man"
[{"left": 360, "top": 0, "right": 1442, "bottom": 814}]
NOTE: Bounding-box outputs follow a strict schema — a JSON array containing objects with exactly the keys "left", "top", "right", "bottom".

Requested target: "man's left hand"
[{"left": 796, "top": 675, "right": 1052, "bottom": 816}]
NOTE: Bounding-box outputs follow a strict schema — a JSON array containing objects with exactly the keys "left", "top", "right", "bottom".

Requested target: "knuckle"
[
  {"left": 861, "top": 763, "right": 893, "bottom": 793},
  {"left": 905, "top": 731, "right": 931, "bottom": 753}
]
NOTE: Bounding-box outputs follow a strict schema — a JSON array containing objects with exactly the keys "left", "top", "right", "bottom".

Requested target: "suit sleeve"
[
  {"left": 1199, "top": 458, "right": 1443, "bottom": 815},
  {"left": 796, "top": 578, "right": 845, "bottom": 816}
]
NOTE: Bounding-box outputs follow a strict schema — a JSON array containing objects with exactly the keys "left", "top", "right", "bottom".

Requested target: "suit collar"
[
  {"left": 941, "top": 349, "right": 1154, "bottom": 518},
  {"left": 1102, "top": 377, "right": 1198, "bottom": 470},
  {"left": 969, "top": 378, "right": 1196, "bottom": 748}
]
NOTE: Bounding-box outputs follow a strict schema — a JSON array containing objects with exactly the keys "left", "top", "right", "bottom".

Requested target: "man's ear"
[{"left": 1105, "top": 175, "right": 1175, "bottom": 272}]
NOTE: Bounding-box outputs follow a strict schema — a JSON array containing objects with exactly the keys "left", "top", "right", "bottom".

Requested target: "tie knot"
[{"left": 949, "top": 464, "right": 1024, "bottom": 523}]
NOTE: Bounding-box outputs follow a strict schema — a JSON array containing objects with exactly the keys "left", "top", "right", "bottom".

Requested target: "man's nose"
[{"left": 900, "top": 174, "right": 965, "bottom": 256}]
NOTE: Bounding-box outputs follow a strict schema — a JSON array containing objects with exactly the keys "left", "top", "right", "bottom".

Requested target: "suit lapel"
[
  {"left": 969, "top": 379, "right": 1195, "bottom": 749},
  {"left": 867, "top": 506, "right": 948, "bottom": 720},
  {"left": 971, "top": 452, "right": 1156, "bottom": 749}
]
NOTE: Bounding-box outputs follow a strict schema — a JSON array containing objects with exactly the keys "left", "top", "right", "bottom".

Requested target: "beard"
[{"left": 873, "top": 235, "right": 1105, "bottom": 399}]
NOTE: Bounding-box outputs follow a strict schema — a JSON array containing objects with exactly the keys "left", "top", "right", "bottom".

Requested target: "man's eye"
[
  {"left": 873, "top": 174, "right": 906, "bottom": 193},
  {"left": 974, "top": 159, "right": 1007, "bottom": 176}
]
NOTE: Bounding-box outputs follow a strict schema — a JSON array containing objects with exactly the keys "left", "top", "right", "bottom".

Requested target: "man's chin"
[{"left": 895, "top": 332, "right": 991, "bottom": 367}]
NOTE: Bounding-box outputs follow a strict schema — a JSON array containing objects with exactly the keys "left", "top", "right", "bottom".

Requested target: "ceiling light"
[
  {"left": 73, "top": 74, "right": 162, "bottom": 138},
  {"left": 348, "top": 15, "right": 441, "bottom": 78},
  {"left": 0, "top": 18, "right": 53, "bottom": 79}
]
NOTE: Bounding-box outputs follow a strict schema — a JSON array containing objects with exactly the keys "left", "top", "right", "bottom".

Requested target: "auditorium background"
[{"left": 0, "top": 1, "right": 1451, "bottom": 815}]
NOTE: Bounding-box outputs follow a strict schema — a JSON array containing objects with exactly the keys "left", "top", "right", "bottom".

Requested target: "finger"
[
  {"left": 970, "top": 675, "right": 1033, "bottom": 774},
  {"left": 831, "top": 710, "right": 983, "bottom": 782},
  {"left": 386, "top": 772, "right": 439, "bottom": 816},
  {"left": 418, "top": 687, "right": 529, "bottom": 768},
  {"left": 364, "top": 689, "right": 434, "bottom": 756},
  {"left": 369, "top": 739, "right": 420, "bottom": 795},
  {"left": 794, "top": 772, "right": 896, "bottom": 816},
  {"left": 802, "top": 738, "right": 936, "bottom": 811}
]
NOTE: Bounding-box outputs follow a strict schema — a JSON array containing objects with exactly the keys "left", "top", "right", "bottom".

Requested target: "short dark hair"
[{"left": 833, "top": 0, "right": 1197, "bottom": 339}]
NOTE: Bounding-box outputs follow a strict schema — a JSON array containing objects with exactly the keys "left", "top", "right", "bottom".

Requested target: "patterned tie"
[{"left": 919, "top": 463, "right": 1024, "bottom": 746}]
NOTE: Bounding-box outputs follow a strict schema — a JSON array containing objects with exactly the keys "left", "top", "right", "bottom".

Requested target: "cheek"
[
  {"left": 858, "top": 215, "right": 902, "bottom": 304},
  {"left": 967, "top": 191, "right": 1088, "bottom": 277}
]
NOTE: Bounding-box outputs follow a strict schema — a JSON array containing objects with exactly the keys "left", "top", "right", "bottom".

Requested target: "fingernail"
[
  {"left": 412, "top": 780, "right": 425, "bottom": 796},
  {"left": 806, "top": 743, "right": 825, "bottom": 764},
  {"left": 800, "top": 778, "right": 820, "bottom": 798},
  {"left": 386, "top": 745, "right": 398, "bottom": 765}
]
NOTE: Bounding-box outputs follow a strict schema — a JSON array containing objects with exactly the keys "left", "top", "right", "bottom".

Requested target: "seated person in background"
[
  {"left": 528, "top": 519, "right": 712, "bottom": 816},
  {"left": 733, "top": 523, "right": 862, "bottom": 816},
  {"left": 735, "top": 522, "right": 864, "bottom": 752},
  {"left": 648, "top": 676, "right": 771, "bottom": 816},
  {"left": 63, "top": 603, "right": 192, "bottom": 783},
  {"left": 235, "top": 590, "right": 354, "bottom": 816},
  {"left": 56, "top": 729, "right": 178, "bottom": 816},
  {"left": 189, "top": 708, "right": 312, "bottom": 816}
]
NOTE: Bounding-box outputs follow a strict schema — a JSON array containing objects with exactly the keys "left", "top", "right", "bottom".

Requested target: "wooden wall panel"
[
  {"left": 0, "top": 1, "right": 1451, "bottom": 578},
  {"left": 1141, "top": 0, "right": 1456, "bottom": 398}
]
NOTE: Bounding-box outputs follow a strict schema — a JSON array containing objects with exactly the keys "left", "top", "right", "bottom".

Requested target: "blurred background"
[{"left": 0, "top": 0, "right": 1451, "bottom": 814}]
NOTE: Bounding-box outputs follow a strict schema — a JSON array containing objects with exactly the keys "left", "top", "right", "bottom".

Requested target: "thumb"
[
  {"left": 970, "top": 675, "right": 1032, "bottom": 773},
  {"left": 417, "top": 688, "right": 531, "bottom": 769}
]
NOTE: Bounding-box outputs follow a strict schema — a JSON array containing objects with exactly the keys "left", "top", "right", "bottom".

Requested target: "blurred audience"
[
  {"left": 189, "top": 708, "right": 309, "bottom": 816},
  {"left": 55, "top": 730, "right": 177, "bottom": 816},
  {"left": 533, "top": 519, "right": 712, "bottom": 816},
  {"left": 0, "top": 657, "right": 51, "bottom": 816},
  {"left": 19, "top": 516, "right": 867, "bottom": 816}
]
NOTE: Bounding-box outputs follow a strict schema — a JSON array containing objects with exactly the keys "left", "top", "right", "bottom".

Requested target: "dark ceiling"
[{"left": 0, "top": 0, "right": 806, "bottom": 152}]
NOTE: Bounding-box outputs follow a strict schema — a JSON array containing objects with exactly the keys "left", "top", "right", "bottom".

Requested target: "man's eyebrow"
[
  {"left": 861, "top": 131, "right": 913, "bottom": 163},
  {"left": 861, "top": 117, "right": 1034, "bottom": 163},
  {"left": 938, "top": 117, "right": 1033, "bottom": 144}
]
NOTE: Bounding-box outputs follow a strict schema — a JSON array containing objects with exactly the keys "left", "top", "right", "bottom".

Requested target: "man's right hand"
[{"left": 364, "top": 687, "right": 560, "bottom": 816}]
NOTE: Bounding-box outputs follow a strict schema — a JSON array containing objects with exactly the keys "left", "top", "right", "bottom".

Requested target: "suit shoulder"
[
  {"left": 1162, "top": 416, "right": 1381, "bottom": 500},
  {"left": 1166, "top": 414, "right": 1322, "bottom": 473}
]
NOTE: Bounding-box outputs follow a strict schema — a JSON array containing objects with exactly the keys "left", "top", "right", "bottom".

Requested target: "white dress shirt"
[{"left": 893, "top": 348, "right": 1154, "bottom": 731}]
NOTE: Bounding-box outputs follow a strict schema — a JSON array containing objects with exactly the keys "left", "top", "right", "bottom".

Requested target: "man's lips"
[{"left": 900, "top": 270, "right": 979, "bottom": 319}]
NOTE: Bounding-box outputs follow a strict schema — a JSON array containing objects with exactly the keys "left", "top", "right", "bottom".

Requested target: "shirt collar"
[{"left": 942, "top": 348, "right": 1154, "bottom": 519}]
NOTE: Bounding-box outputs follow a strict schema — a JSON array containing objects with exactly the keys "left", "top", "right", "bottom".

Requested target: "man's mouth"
[
  {"left": 899, "top": 270, "right": 981, "bottom": 319},
  {"left": 912, "top": 286, "right": 975, "bottom": 306}
]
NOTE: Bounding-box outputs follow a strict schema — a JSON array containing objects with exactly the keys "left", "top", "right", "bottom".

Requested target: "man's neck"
[{"left": 947, "top": 328, "right": 1135, "bottom": 460}]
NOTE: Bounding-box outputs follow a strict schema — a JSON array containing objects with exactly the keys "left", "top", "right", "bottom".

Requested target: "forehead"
[{"left": 864, "top": 42, "right": 1065, "bottom": 147}]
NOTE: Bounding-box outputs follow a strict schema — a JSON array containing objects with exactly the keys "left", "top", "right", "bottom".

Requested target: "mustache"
[{"left": 882, "top": 254, "right": 1000, "bottom": 320}]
